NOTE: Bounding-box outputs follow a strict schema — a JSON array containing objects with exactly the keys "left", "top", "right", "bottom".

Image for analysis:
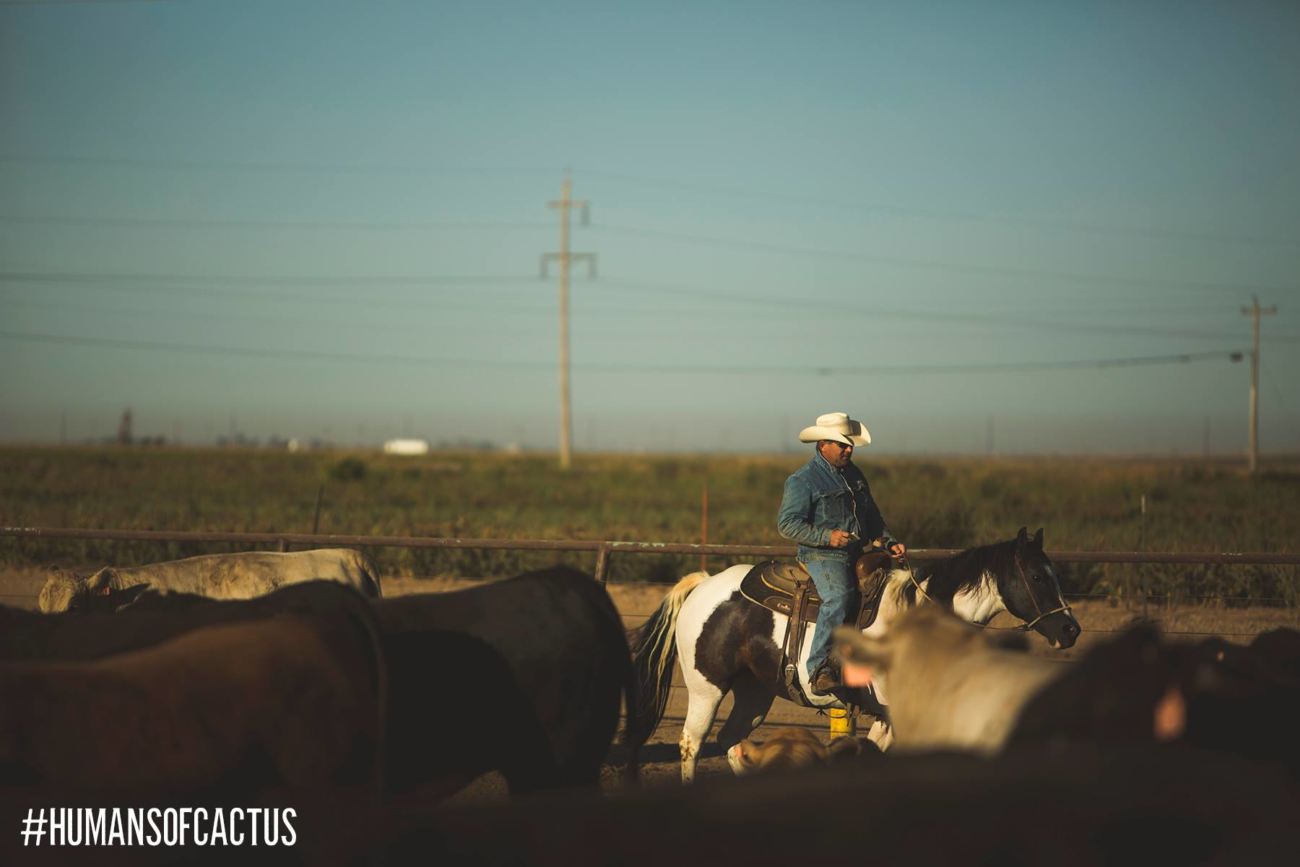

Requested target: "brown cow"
[
  {"left": 726, "top": 728, "right": 875, "bottom": 775},
  {"left": 0, "top": 604, "right": 385, "bottom": 801}
]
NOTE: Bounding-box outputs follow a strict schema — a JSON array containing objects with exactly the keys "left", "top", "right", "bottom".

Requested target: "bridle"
[{"left": 901, "top": 550, "right": 1073, "bottom": 633}]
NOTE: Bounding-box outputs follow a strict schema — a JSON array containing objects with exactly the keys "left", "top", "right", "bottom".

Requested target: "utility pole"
[
  {"left": 1240, "top": 295, "right": 1277, "bottom": 475},
  {"left": 541, "top": 171, "right": 595, "bottom": 470}
]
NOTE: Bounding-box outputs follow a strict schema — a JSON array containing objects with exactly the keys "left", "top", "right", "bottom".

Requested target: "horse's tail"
[{"left": 623, "top": 570, "right": 710, "bottom": 753}]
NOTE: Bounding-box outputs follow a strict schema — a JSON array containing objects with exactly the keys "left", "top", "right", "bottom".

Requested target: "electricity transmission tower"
[{"left": 541, "top": 171, "right": 596, "bottom": 470}]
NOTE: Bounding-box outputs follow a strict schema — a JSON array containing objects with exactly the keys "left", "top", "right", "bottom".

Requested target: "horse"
[{"left": 624, "top": 527, "right": 1081, "bottom": 782}]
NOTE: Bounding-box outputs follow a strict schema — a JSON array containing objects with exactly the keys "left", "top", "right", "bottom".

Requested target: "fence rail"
[{"left": 3, "top": 525, "right": 1299, "bottom": 585}]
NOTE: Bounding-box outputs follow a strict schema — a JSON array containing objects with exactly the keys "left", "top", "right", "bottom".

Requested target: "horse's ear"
[
  {"left": 1033, "top": 528, "right": 1044, "bottom": 548},
  {"left": 1016, "top": 526, "right": 1029, "bottom": 546}
]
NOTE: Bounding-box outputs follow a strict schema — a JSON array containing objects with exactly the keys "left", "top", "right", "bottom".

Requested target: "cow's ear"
[
  {"left": 1016, "top": 526, "right": 1029, "bottom": 546},
  {"left": 1032, "top": 527, "right": 1044, "bottom": 548},
  {"left": 85, "top": 568, "right": 115, "bottom": 594}
]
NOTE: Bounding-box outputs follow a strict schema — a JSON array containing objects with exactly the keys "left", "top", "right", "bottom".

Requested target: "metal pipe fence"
[{"left": 3, "top": 525, "right": 1299, "bottom": 586}]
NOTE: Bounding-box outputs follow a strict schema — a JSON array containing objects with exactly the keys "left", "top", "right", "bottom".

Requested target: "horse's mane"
[{"left": 900, "top": 538, "right": 1019, "bottom": 607}]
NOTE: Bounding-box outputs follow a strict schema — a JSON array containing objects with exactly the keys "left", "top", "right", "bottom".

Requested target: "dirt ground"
[{"left": 4, "top": 567, "right": 1297, "bottom": 804}]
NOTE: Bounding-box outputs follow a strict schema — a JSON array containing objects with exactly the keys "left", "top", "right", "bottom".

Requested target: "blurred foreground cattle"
[
  {"left": 1007, "top": 624, "right": 1300, "bottom": 777},
  {"left": 369, "top": 744, "right": 1295, "bottom": 866},
  {"left": 371, "top": 566, "right": 634, "bottom": 800},
  {"left": 37, "top": 547, "right": 382, "bottom": 613},
  {"left": 833, "top": 606, "right": 1063, "bottom": 753},
  {"left": 836, "top": 608, "right": 1300, "bottom": 775},
  {"left": 0, "top": 588, "right": 386, "bottom": 801}
]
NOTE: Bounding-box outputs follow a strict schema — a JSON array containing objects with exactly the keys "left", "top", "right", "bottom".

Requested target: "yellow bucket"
[{"left": 828, "top": 707, "right": 855, "bottom": 739}]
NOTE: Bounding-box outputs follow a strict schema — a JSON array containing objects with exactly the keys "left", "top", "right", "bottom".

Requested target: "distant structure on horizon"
[
  {"left": 383, "top": 438, "right": 431, "bottom": 456},
  {"left": 116, "top": 408, "right": 133, "bottom": 445}
]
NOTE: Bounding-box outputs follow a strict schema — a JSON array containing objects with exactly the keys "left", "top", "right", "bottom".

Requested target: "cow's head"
[
  {"left": 997, "top": 527, "right": 1081, "bottom": 650},
  {"left": 37, "top": 567, "right": 124, "bottom": 613},
  {"left": 726, "top": 728, "right": 870, "bottom": 776},
  {"left": 835, "top": 605, "right": 986, "bottom": 688},
  {"left": 727, "top": 728, "right": 828, "bottom": 776}
]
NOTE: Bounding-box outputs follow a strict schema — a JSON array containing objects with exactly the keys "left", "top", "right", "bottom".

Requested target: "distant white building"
[{"left": 383, "top": 438, "right": 430, "bottom": 456}]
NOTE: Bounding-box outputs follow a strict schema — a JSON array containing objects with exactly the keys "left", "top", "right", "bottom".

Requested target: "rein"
[{"left": 901, "top": 552, "right": 1072, "bottom": 632}]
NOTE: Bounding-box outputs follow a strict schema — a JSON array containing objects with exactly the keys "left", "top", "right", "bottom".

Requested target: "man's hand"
[
  {"left": 888, "top": 541, "right": 907, "bottom": 559},
  {"left": 829, "top": 530, "right": 855, "bottom": 548}
]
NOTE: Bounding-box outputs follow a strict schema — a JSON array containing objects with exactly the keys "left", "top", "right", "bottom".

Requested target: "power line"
[
  {"left": 597, "top": 278, "right": 1273, "bottom": 343},
  {"left": 4, "top": 151, "right": 1290, "bottom": 249},
  {"left": 0, "top": 269, "right": 534, "bottom": 287},
  {"left": 1, "top": 1, "right": 165, "bottom": 5},
  {"left": 579, "top": 169, "right": 1300, "bottom": 250},
  {"left": 5, "top": 269, "right": 1296, "bottom": 343},
  {"left": 4, "top": 204, "right": 1293, "bottom": 298},
  {"left": 0, "top": 153, "right": 554, "bottom": 178},
  {"left": 0, "top": 329, "right": 1247, "bottom": 376},
  {"left": 0, "top": 296, "right": 563, "bottom": 336},
  {"left": 0, "top": 214, "right": 552, "bottom": 232},
  {"left": 592, "top": 222, "right": 1299, "bottom": 297}
]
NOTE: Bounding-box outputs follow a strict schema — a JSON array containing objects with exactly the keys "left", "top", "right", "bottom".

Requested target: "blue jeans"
[{"left": 803, "top": 555, "right": 860, "bottom": 674}]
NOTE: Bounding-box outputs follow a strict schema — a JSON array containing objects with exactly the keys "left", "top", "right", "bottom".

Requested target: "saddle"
[{"left": 740, "top": 549, "right": 893, "bottom": 708}]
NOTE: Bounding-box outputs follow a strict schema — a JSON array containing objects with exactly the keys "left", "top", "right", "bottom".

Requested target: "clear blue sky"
[{"left": 2, "top": 0, "right": 1297, "bottom": 454}]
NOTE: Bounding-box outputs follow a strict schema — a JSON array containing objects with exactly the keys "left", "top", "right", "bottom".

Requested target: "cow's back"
[{"left": 1, "top": 581, "right": 375, "bottom": 662}]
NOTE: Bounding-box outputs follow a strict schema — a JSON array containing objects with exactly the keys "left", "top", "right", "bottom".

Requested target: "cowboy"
[{"left": 777, "top": 412, "right": 906, "bottom": 695}]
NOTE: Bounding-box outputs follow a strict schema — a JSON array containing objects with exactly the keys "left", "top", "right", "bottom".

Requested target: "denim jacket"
[{"left": 777, "top": 452, "right": 894, "bottom": 563}]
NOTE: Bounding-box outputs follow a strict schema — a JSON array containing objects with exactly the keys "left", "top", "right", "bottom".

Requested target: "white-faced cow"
[
  {"left": 832, "top": 606, "right": 1067, "bottom": 754},
  {"left": 37, "top": 547, "right": 382, "bottom": 613}
]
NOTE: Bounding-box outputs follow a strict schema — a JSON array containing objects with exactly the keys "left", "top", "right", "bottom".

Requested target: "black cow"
[{"left": 370, "top": 566, "right": 635, "bottom": 799}]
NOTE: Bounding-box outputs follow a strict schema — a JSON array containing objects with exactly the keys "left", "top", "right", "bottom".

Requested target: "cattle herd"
[{"left": 2, "top": 546, "right": 1298, "bottom": 865}]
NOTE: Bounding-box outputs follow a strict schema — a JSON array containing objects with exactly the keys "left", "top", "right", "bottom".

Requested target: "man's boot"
[{"left": 810, "top": 661, "right": 841, "bottom": 696}]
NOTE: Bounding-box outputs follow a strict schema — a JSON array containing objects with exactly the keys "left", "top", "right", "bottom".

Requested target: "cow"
[
  {"left": 58, "top": 566, "right": 637, "bottom": 801},
  {"left": 1, "top": 580, "right": 379, "bottom": 663},
  {"left": 369, "top": 566, "right": 635, "bottom": 800},
  {"left": 837, "top": 609, "right": 1300, "bottom": 778},
  {"left": 0, "top": 593, "right": 386, "bottom": 802},
  {"left": 831, "top": 606, "right": 1065, "bottom": 754},
  {"left": 37, "top": 547, "right": 382, "bottom": 613},
  {"left": 725, "top": 727, "right": 875, "bottom": 775},
  {"left": 1007, "top": 624, "right": 1300, "bottom": 777}
]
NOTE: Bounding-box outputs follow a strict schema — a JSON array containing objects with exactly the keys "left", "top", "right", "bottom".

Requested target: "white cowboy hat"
[{"left": 798, "top": 411, "right": 871, "bottom": 447}]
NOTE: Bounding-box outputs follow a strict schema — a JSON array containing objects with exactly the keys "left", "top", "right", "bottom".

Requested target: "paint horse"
[{"left": 624, "top": 528, "right": 1081, "bottom": 782}]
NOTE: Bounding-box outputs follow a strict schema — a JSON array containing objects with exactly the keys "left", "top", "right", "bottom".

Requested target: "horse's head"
[{"left": 996, "top": 527, "right": 1080, "bottom": 650}]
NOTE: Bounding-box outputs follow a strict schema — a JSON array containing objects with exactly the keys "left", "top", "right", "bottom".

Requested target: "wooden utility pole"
[
  {"left": 541, "top": 171, "right": 595, "bottom": 470},
  {"left": 1240, "top": 296, "right": 1277, "bottom": 475}
]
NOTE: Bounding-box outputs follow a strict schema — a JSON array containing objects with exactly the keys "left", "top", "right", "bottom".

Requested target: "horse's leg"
[
  {"left": 866, "top": 718, "right": 894, "bottom": 751},
  {"left": 678, "top": 672, "right": 725, "bottom": 785},
  {"left": 715, "top": 674, "right": 776, "bottom": 753}
]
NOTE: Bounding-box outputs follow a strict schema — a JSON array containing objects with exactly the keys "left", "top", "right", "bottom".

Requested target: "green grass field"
[{"left": 1, "top": 447, "right": 1297, "bottom": 600}]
